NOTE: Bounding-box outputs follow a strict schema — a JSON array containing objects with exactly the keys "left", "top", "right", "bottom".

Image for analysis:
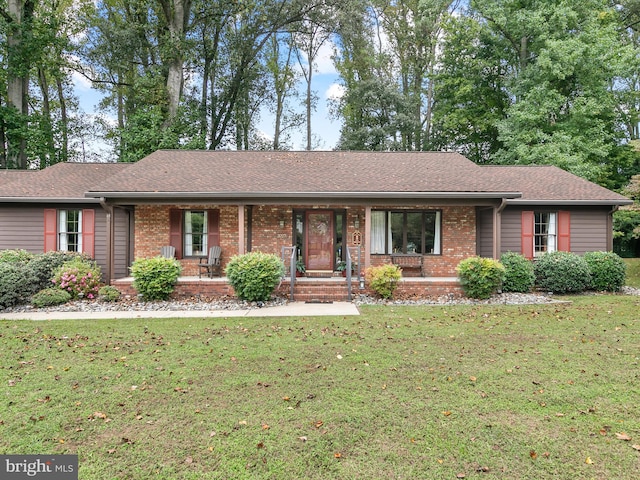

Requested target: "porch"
[{"left": 112, "top": 275, "right": 463, "bottom": 303}]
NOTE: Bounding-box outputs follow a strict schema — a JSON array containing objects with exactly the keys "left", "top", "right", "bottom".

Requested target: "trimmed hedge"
[
  {"left": 534, "top": 251, "right": 591, "bottom": 294},
  {"left": 584, "top": 251, "right": 626, "bottom": 292},
  {"left": 456, "top": 257, "right": 505, "bottom": 299},
  {"left": 500, "top": 252, "right": 535, "bottom": 293},
  {"left": 365, "top": 264, "right": 402, "bottom": 299},
  {"left": 225, "top": 252, "right": 285, "bottom": 302},
  {"left": 131, "top": 256, "right": 182, "bottom": 301},
  {"left": 0, "top": 263, "right": 34, "bottom": 308}
]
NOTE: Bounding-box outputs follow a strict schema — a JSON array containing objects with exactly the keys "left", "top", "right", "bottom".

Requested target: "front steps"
[{"left": 277, "top": 277, "right": 356, "bottom": 302}]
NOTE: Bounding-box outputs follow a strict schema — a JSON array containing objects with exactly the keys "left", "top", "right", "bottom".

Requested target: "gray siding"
[
  {"left": 477, "top": 208, "right": 494, "bottom": 257},
  {"left": 0, "top": 204, "right": 129, "bottom": 279},
  {"left": 113, "top": 208, "right": 131, "bottom": 278},
  {"left": 0, "top": 206, "right": 44, "bottom": 252},
  {"left": 499, "top": 206, "right": 611, "bottom": 255}
]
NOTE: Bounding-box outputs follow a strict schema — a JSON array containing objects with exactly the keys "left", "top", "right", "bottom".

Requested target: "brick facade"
[{"left": 128, "top": 203, "right": 475, "bottom": 299}]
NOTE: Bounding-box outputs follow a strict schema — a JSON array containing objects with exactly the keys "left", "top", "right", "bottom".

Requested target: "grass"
[
  {"left": 623, "top": 258, "right": 640, "bottom": 288},
  {"left": 2, "top": 295, "right": 640, "bottom": 479}
]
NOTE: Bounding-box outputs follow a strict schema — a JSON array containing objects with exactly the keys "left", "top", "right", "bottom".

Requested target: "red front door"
[{"left": 305, "top": 211, "right": 333, "bottom": 270}]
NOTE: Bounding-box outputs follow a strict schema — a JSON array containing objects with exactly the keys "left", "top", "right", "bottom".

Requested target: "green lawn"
[
  {"left": 2, "top": 295, "right": 640, "bottom": 479},
  {"left": 624, "top": 258, "right": 640, "bottom": 288}
]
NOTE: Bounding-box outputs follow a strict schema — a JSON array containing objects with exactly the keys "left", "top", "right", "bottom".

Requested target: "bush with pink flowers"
[{"left": 52, "top": 258, "right": 102, "bottom": 300}]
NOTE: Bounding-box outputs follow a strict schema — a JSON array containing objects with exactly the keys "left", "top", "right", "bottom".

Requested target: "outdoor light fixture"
[
  {"left": 354, "top": 214, "right": 360, "bottom": 229},
  {"left": 279, "top": 217, "right": 285, "bottom": 228},
  {"left": 359, "top": 275, "right": 365, "bottom": 290}
]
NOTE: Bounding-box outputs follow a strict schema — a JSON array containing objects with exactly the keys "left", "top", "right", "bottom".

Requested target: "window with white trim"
[
  {"left": 534, "top": 212, "right": 556, "bottom": 256},
  {"left": 184, "top": 210, "right": 208, "bottom": 256},
  {"left": 59, "top": 210, "right": 82, "bottom": 252},
  {"left": 371, "top": 210, "right": 441, "bottom": 254}
]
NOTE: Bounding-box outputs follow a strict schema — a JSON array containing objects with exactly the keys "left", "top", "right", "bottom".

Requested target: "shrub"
[
  {"left": 500, "top": 252, "right": 535, "bottom": 293},
  {"left": 584, "top": 251, "right": 626, "bottom": 292},
  {"left": 27, "top": 251, "right": 90, "bottom": 294},
  {"left": 52, "top": 257, "right": 102, "bottom": 299},
  {"left": 0, "top": 249, "right": 34, "bottom": 265},
  {"left": 130, "top": 257, "right": 182, "bottom": 301},
  {"left": 31, "top": 288, "right": 72, "bottom": 308},
  {"left": 456, "top": 257, "right": 506, "bottom": 299},
  {"left": 98, "top": 285, "right": 121, "bottom": 302},
  {"left": 225, "top": 251, "right": 285, "bottom": 302},
  {"left": 0, "top": 263, "right": 35, "bottom": 308},
  {"left": 364, "top": 264, "right": 402, "bottom": 299},
  {"left": 534, "top": 251, "right": 591, "bottom": 294}
]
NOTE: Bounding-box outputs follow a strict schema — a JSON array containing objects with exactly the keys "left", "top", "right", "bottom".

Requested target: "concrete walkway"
[{"left": 0, "top": 301, "right": 360, "bottom": 321}]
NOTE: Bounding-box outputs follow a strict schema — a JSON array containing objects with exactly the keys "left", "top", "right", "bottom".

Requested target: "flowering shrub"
[{"left": 52, "top": 258, "right": 102, "bottom": 300}]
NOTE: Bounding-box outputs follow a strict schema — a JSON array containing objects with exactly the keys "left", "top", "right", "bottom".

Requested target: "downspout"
[
  {"left": 493, "top": 199, "right": 508, "bottom": 259},
  {"left": 99, "top": 198, "right": 114, "bottom": 284},
  {"left": 608, "top": 205, "right": 619, "bottom": 252}
]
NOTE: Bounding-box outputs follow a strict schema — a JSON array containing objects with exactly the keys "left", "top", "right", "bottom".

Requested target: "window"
[
  {"left": 44, "top": 208, "right": 95, "bottom": 257},
  {"left": 169, "top": 209, "right": 219, "bottom": 259},
  {"left": 534, "top": 212, "right": 556, "bottom": 256},
  {"left": 59, "top": 210, "right": 82, "bottom": 252},
  {"left": 371, "top": 210, "right": 441, "bottom": 254},
  {"left": 184, "top": 210, "right": 208, "bottom": 256},
  {"left": 522, "top": 210, "right": 570, "bottom": 259}
]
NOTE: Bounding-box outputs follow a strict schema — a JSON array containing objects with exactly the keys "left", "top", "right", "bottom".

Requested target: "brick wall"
[
  {"left": 369, "top": 206, "right": 476, "bottom": 277},
  {"left": 132, "top": 204, "right": 475, "bottom": 279},
  {"left": 134, "top": 204, "right": 239, "bottom": 276}
]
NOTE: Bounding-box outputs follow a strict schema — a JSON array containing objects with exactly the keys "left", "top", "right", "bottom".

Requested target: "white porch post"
[
  {"left": 238, "top": 205, "right": 245, "bottom": 255},
  {"left": 364, "top": 206, "right": 371, "bottom": 269}
]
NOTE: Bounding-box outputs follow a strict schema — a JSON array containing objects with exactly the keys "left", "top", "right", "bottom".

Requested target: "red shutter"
[
  {"left": 82, "top": 209, "right": 95, "bottom": 258},
  {"left": 557, "top": 211, "right": 570, "bottom": 252},
  {"left": 208, "top": 209, "right": 220, "bottom": 248},
  {"left": 44, "top": 209, "right": 57, "bottom": 252},
  {"left": 521, "top": 211, "right": 534, "bottom": 259},
  {"left": 169, "top": 209, "right": 183, "bottom": 259}
]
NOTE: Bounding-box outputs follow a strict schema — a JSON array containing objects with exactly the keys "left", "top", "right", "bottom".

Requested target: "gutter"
[
  {"left": 505, "top": 199, "right": 633, "bottom": 206},
  {"left": 84, "top": 191, "right": 524, "bottom": 200}
]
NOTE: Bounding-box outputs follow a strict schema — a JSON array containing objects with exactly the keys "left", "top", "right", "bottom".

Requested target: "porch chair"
[
  {"left": 198, "top": 245, "right": 222, "bottom": 278},
  {"left": 160, "top": 245, "right": 176, "bottom": 258}
]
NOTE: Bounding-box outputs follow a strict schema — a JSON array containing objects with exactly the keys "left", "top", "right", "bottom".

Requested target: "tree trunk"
[{"left": 5, "top": 0, "right": 35, "bottom": 169}]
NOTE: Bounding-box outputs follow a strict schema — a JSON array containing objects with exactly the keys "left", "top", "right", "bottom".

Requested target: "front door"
[{"left": 305, "top": 211, "right": 333, "bottom": 270}]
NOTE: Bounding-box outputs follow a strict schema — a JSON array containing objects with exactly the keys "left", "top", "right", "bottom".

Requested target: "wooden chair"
[
  {"left": 160, "top": 245, "right": 176, "bottom": 258},
  {"left": 198, "top": 245, "right": 222, "bottom": 278}
]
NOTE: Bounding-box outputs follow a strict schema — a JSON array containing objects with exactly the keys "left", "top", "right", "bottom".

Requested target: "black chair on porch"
[{"left": 198, "top": 246, "right": 222, "bottom": 278}]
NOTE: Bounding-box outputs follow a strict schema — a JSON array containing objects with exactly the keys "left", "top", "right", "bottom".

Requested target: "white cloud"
[
  {"left": 325, "top": 83, "right": 345, "bottom": 101},
  {"left": 315, "top": 40, "right": 337, "bottom": 75}
]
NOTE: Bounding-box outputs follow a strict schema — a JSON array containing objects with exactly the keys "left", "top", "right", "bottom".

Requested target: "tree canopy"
[{"left": 1, "top": 0, "right": 640, "bottom": 193}]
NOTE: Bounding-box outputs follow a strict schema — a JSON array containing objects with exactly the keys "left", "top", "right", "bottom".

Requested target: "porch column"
[
  {"left": 493, "top": 200, "right": 507, "bottom": 259},
  {"left": 364, "top": 206, "right": 371, "bottom": 269},
  {"left": 238, "top": 205, "right": 245, "bottom": 255}
]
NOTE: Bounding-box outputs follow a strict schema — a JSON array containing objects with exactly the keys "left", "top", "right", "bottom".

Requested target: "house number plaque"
[{"left": 352, "top": 231, "right": 362, "bottom": 245}]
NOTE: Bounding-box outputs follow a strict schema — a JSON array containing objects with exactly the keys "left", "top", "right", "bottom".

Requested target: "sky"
[{"left": 73, "top": 40, "right": 344, "bottom": 159}]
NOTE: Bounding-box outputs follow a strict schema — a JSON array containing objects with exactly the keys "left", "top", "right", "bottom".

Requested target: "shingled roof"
[
  {"left": 0, "top": 152, "right": 632, "bottom": 206},
  {"left": 86, "top": 150, "right": 521, "bottom": 200},
  {"left": 482, "top": 165, "right": 632, "bottom": 205},
  {"left": 0, "top": 163, "right": 129, "bottom": 202}
]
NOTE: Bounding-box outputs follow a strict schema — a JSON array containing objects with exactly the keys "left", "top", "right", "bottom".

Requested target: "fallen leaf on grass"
[
  {"left": 334, "top": 452, "right": 342, "bottom": 458},
  {"left": 631, "top": 445, "right": 640, "bottom": 451},
  {"left": 314, "top": 420, "right": 324, "bottom": 428},
  {"left": 530, "top": 450, "right": 537, "bottom": 460},
  {"left": 616, "top": 432, "right": 632, "bottom": 441},
  {"left": 585, "top": 457, "right": 593, "bottom": 464},
  {"left": 442, "top": 411, "right": 452, "bottom": 417}
]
